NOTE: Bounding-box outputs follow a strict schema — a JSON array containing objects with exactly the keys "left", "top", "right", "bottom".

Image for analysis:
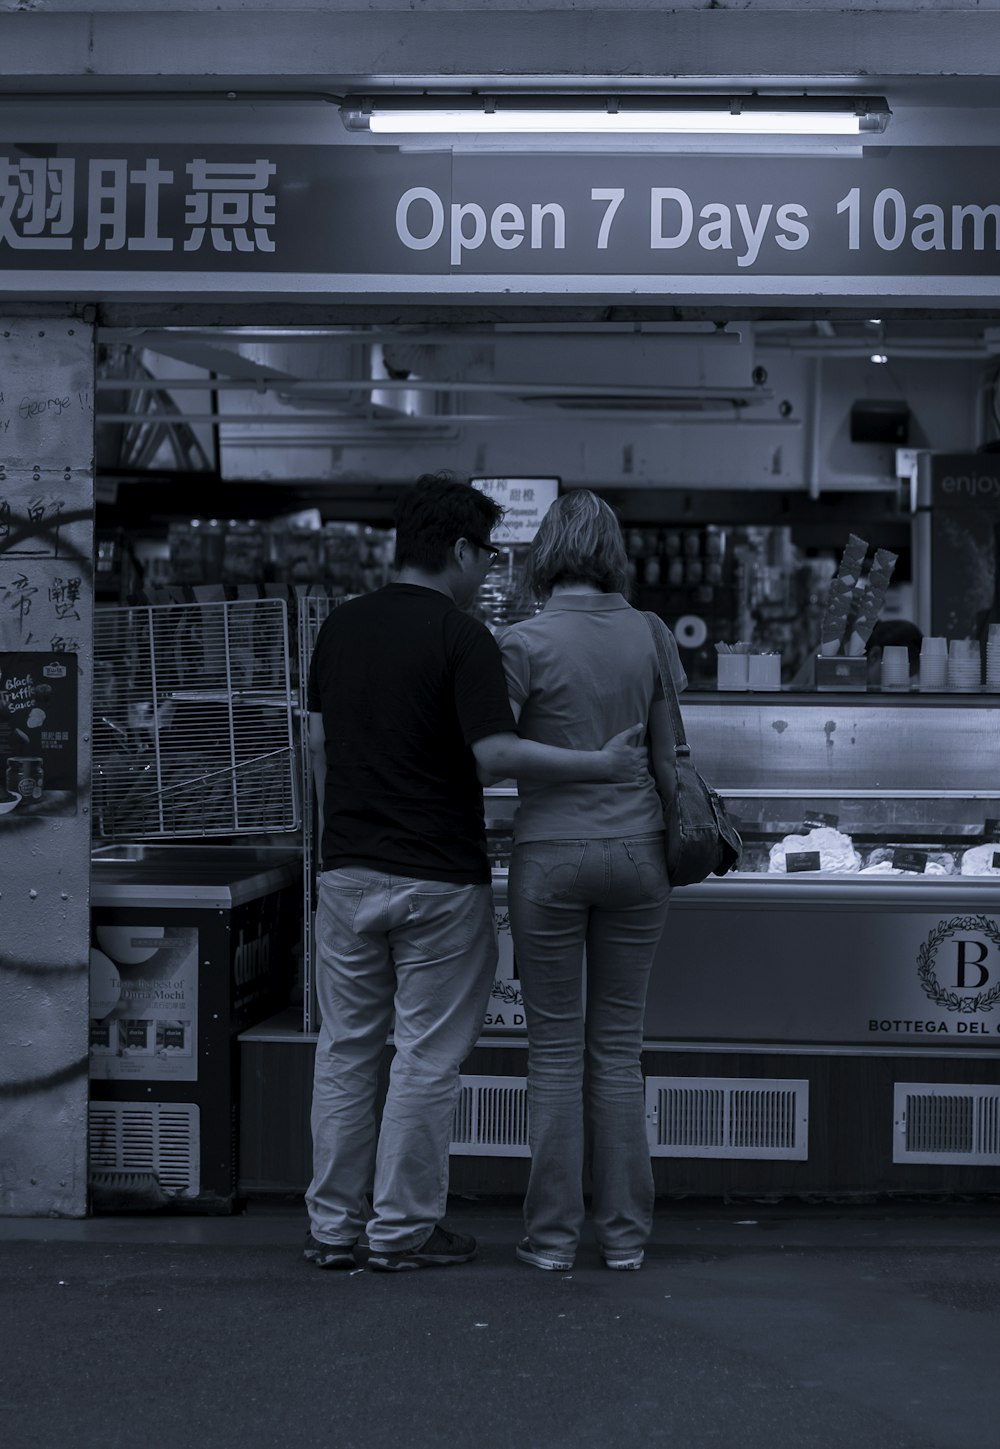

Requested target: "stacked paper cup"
[
  {"left": 918, "top": 636, "right": 948, "bottom": 691},
  {"left": 987, "top": 624, "right": 1000, "bottom": 691},
  {"left": 879, "top": 644, "right": 911, "bottom": 691},
  {"left": 947, "top": 637, "right": 981, "bottom": 691}
]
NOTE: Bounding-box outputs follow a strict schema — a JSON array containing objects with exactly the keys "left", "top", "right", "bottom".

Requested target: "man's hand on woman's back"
[{"left": 597, "top": 724, "right": 649, "bottom": 784}]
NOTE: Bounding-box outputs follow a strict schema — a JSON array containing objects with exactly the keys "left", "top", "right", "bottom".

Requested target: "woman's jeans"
[
  {"left": 509, "top": 835, "right": 670, "bottom": 1258},
  {"left": 306, "top": 867, "right": 497, "bottom": 1253}
]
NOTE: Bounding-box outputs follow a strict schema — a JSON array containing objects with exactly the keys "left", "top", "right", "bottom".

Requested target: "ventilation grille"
[
  {"left": 447, "top": 1074, "right": 811, "bottom": 1160},
  {"left": 89, "top": 1102, "right": 200, "bottom": 1193},
  {"left": 893, "top": 1084, "right": 1000, "bottom": 1165},
  {"left": 646, "top": 1077, "right": 809, "bottom": 1160},
  {"left": 451, "top": 1075, "right": 530, "bottom": 1157}
]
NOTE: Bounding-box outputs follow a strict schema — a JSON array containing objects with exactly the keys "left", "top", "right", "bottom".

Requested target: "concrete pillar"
[{"left": 0, "top": 316, "right": 95, "bottom": 1217}]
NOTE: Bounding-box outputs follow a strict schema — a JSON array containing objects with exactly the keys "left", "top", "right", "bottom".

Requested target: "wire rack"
[
  {"left": 93, "top": 598, "right": 298, "bottom": 840},
  {"left": 298, "top": 593, "right": 360, "bottom": 1031}
]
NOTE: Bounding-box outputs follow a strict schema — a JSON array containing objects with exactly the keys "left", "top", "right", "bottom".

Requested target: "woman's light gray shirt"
[{"left": 499, "top": 593, "right": 687, "bottom": 844}]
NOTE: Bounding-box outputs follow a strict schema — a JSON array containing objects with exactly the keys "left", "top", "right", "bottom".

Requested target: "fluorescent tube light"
[{"left": 344, "top": 96, "right": 891, "bottom": 138}]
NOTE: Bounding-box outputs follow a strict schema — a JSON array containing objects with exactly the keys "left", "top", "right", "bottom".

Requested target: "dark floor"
[{"left": 1, "top": 1197, "right": 999, "bottom": 1449}]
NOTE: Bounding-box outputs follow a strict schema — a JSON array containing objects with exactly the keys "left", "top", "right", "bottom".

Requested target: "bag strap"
[{"left": 642, "top": 611, "right": 690, "bottom": 754}]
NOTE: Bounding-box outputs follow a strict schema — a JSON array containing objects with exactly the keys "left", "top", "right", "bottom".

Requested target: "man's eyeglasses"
[{"left": 465, "top": 536, "right": 501, "bottom": 565}]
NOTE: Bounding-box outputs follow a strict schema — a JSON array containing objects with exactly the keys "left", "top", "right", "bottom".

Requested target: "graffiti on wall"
[
  {"left": 0, "top": 321, "right": 94, "bottom": 1217},
  {"left": 0, "top": 481, "right": 89, "bottom": 822},
  {"left": 0, "top": 480, "right": 93, "bottom": 653}
]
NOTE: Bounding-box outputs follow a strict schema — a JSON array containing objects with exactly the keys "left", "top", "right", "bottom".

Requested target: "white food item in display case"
[
  {"left": 768, "top": 826, "right": 861, "bottom": 874},
  {"left": 859, "top": 846, "right": 955, "bottom": 876},
  {"left": 859, "top": 859, "right": 951, "bottom": 876},
  {"left": 959, "top": 844, "right": 1000, "bottom": 876}
]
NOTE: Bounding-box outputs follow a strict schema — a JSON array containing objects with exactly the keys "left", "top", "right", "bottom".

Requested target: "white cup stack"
[
  {"left": 918, "top": 636, "right": 948, "bottom": 691},
  {"left": 879, "top": 644, "right": 911, "bottom": 691},
  {"left": 987, "top": 623, "right": 1000, "bottom": 692},
  {"left": 947, "top": 637, "right": 981, "bottom": 692}
]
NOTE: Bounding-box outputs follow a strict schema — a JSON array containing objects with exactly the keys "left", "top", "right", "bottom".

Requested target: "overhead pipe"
[
  {"left": 95, "top": 377, "right": 772, "bottom": 401},
  {"left": 93, "top": 411, "right": 800, "bottom": 428}
]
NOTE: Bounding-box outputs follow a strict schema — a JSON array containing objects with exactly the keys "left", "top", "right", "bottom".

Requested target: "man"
[{"left": 304, "top": 473, "right": 646, "bottom": 1273}]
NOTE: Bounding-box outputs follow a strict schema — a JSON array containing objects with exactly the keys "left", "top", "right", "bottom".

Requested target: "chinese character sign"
[
  {"left": 0, "top": 148, "right": 279, "bottom": 264},
  {"left": 473, "top": 478, "right": 560, "bottom": 544},
  {"left": 0, "top": 157, "right": 75, "bottom": 250},
  {"left": 3, "top": 144, "right": 1000, "bottom": 287},
  {"left": 184, "top": 159, "right": 276, "bottom": 253}
]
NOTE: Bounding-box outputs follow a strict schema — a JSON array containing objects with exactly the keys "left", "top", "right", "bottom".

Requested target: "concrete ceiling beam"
[{"left": 3, "top": 11, "right": 1000, "bottom": 92}]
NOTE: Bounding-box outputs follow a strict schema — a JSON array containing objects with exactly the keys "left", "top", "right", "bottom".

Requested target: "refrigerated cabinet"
[
  {"left": 637, "top": 691, "right": 1000, "bottom": 1198},
  {"left": 89, "top": 846, "right": 302, "bottom": 1212}
]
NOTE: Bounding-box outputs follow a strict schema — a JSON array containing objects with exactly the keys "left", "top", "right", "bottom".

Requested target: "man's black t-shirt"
[{"left": 307, "top": 584, "right": 517, "bottom": 884}]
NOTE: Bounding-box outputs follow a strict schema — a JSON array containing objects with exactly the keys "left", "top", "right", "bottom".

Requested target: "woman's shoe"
[
  {"left": 516, "top": 1238, "right": 575, "bottom": 1272},
  {"left": 601, "top": 1249, "right": 644, "bottom": 1271}
]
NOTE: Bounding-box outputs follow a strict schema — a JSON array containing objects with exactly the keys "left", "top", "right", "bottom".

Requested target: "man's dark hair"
[{"left": 394, "top": 472, "right": 504, "bottom": 573}]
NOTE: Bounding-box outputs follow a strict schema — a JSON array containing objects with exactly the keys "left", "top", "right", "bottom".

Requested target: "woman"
[{"left": 498, "top": 490, "right": 685, "bottom": 1272}]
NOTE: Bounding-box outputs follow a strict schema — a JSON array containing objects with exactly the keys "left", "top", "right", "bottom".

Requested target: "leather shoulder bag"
[{"left": 642, "top": 612, "right": 743, "bottom": 887}]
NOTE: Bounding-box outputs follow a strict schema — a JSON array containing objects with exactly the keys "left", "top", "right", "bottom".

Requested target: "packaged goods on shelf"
[
  {"left": 166, "top": 515, "right": 395, "bottom": 592},
  {"left": 322, "top": 521, "right": 363, "bottom": 594},
  {"left": 222, "top": 521, "right": 266, "bottom": 585}
]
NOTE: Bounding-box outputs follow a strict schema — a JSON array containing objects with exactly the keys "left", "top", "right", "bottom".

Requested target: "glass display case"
[
  {"left": 688, "top": 691, "right": 1000, "bottom": 881},
  {"left": 644, "top": 693, "right": 1000, "bottom": 1051}
]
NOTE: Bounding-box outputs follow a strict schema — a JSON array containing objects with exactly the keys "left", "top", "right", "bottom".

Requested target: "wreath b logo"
[{"left": 917, "top": 916, "right": 1000, "bottom": 1014}]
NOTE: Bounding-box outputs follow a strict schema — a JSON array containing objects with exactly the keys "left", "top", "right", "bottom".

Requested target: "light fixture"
[{"left": 342, "top": 95, "right": 891, "bottom": 137}]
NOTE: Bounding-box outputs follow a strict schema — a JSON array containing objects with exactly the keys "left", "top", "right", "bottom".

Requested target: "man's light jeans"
[{"left": 307, "top": 867, "right": 497, "bottom": 1252}]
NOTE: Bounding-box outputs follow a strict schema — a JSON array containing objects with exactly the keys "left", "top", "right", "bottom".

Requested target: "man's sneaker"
[
  {"left": 367, "top": 1225, "right": 477, "bottom": 1272},
  {"left": 303, "top": 1233, "right": 356, "bottom": 1270},
  {"left": 515, "top": 1238, "right": 575, "bottom": 1272},
  {"left": 602, "top": 1249, "right": 644, "bottom": 1271}
]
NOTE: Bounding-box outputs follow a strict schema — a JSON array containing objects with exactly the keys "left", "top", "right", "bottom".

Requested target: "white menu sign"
[{"left": 474, "top": 477, "right": 559, "bottom": 544}]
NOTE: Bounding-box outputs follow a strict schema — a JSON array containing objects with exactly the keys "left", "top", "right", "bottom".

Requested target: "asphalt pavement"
[{"left": 1, "top": 1196, "right": 999, "bottom": 1449}]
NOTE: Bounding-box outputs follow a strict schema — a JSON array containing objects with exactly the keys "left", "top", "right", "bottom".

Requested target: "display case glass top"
[
  {"left": 684, "top": 691, "right": 1000, "bottom": 798},
  {"left": 684, "top": 692, "right": 1000, "bottom": 881}
]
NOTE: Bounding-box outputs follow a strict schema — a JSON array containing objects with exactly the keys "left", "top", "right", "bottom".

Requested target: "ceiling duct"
[{"left": 489, "top": 331, "right": 764, "bottom": 412}]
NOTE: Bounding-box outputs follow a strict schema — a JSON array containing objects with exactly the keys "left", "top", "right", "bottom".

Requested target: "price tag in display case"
[
  {"left": 785, "top": 851, "right": 822, "bottom": 873},
  {"left": 800, "top": 812, "right": 839, "bottom": 832},
  {"left": 891, "top": 847, "right": 929, "bottom": 874}
]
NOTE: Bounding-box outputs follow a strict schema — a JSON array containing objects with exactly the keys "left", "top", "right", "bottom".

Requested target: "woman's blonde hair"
[{"left": 528, "top": 489, "right": 630, "bottom": 599}]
